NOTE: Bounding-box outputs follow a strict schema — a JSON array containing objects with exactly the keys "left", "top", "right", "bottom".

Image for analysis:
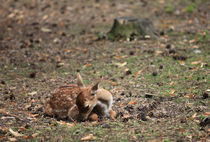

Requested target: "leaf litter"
[{"left": 0, "top": 0, "right": 209, "bottom": 141}]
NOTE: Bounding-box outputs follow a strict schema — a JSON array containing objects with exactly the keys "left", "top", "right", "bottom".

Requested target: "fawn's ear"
[
  {"left": 77, "top": 73, "right": 84, "bottom": 87},
  {"left": 91, "top": 81, "right": 100, "bottom": 91}
]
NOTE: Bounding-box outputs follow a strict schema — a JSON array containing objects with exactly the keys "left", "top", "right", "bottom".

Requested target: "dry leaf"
[
  {"left": 190, "top": 45, "right": 199, "bottom": 49},
  {"left": 87, "top": 35, "right": 98, "bottom": 41},
  {"left": 0, "top": 126, "right": 8, "bottom": 132},
  {"left": 8, "top": 13, "right": 15, "bottom": 18},
  {"left": 170, "top": 89, "right": 175, "bottom": 94},
  {"left": 145, "top": 35, "right": 151, "bottom": 39},
  {"left": 178, "top": 61, "right": 185, "bottom": 65},
  {"left": 9, "top": 128, "right": 24, "bottom": 137},
  {"left": 50, "top": 11, "right": 56, "bottom": 17},
  {"left": 89, "top": 70, "right": 95, "bottom": 74},
  {"left": 191, "top": 67, "right": 199, "bottom": 71},
  {"left": 180, "top": 128, "right": 184, "bottom": 134},
  {"left": 114, "top": 62, "right": 127, "bottom": 67},
  {"left": 25, "top": 104, "right": 31, "bottom": 109},
  {"left": 106, "top": 80, "right": 118, "bottom": 86},
  {"left": 0, "top": 135, "right": 6, "bottom": 139},
  {"left": 83, "top": 48, "right": 87, "bottom": 53},
  {"left": 154, "top": 50, "right": 162, "bottom": 56},
  {"left": 124, "top": 68, "right": 129, "bottom": 72},
  {"left": 132, "top": 135, "right": 137, "bottom": 140},
  {"left": 9, "top": 102, "right": 16, "bottom": 106},
  {"left": 128, "top": 101, "right": 137, "bottom": 105},
  {"left": 56, "top": 120, "right": 75, "bottom": 127},
  {"left": 37, "top": 57, "right": 44, "bottom": 61},
  {"left": 170, "top": 81, "right": 175, "bottom": 85},
  {"left": 1, "top": 116, "right": 16, "bottom": 120},
  {"left": 0, "top": 109, "right": 8, "bottom": 114},
  {"left": 32, "top": 133, "right": 39, "bottom": 138},
  {"left": 18, "top": 126, "right": 27, "bottom": 131},
  {"left": 8, "top": 137, "right": 17, "bottom": 142},
  {"left": 23, "top": 136, "right": 32, "bottom": 139},
  {"left": 204, "top": 112, "right": 210, "bottom": 116},
  {"left": 27, "top": 113, "right": 39, "bottom": 117},
  {"left": 191, "top": 58, "right": 203, "bottom": 65},
  {"left": 189, "top": 39, "right": 196, "bottom": 43},
  {"left": 58, "top": 21, "right": 65, "bottom": 27},
  {"left": 55, "top": 56, "right": 62, "bottom": 62},
  {"left": 90, "top": 121, "right": 99, "bottom": 125},
  {"left": 41, "top": 27, "right": 51, "bottom": 32},
  {"left": 184, "top": 94, "right": 195, "bottom": 99},
  {"left": 64, "top": 49, "right": 72, "bottom": 53},
  {"left": 120, "top": 102, "right": 126, "bottom": 107},
  {"left": 113, "top": 55, "right": 126, "bottom": 60},
  {"left": 26, "top": 113, "right": 38, "bottom": 121},
  {"left": 81, "top": 134, "right": 96, "bottom": 141},
  {"left": 123, "top": 114, "right": 131, "bottom": 119},
  {"left": 21, "top": 86, "right": 26, "bottom": 92},
  {"left": 148, "top": 139, "right": 160, "bottom": 142},
  {"left": 191, "top": 113, "right": 197, "bottom": 119},
  {"left": 57, "top": 62, "right": 64, "bottom": 67},
  {"left": 186, "top": 103, "right": 193, "bottom": 107},
  {"left": 134, "top": 69, "right": 143, "bottom": 77},
  {"left": 42, "top": 15, "right": 48, "bottom": 20},
  {"left": 191, "top": 61, "right": 201, "bottom": 65},
  {"left": 186, "top": 135, "right": 192, "bottom": 140},
  {"left": 83, "top": 63, "right": 92, "bottom": 68},
  {"left": 28, "top": 91, "right": 37, "bottom": 95},
  {"left": 200, "top": 62, "right": 207, "bottom": 68}
]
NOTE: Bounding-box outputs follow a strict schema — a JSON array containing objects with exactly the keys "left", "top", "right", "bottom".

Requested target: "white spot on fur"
[
  {"left": 68, "top": 104, "right": 76, "bottom": 112},
  {"left": 67, "top": 97, "right": 72, "bottom": 101}
]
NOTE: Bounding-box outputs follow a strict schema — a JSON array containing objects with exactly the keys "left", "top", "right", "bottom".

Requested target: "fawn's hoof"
[
  {"left": 88, "top": 113, "right": 99, "bottom": 121},
  {"left": 109, "top": 110, "right": 117, "bottom": 120}
]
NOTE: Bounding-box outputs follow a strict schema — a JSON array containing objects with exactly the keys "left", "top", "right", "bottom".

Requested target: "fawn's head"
[{"left": 76, "top": 73, "right": 99, "bottom": 120}]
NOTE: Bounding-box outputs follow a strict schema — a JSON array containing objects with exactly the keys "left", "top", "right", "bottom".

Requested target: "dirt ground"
[{"left": 0, "top": 0, "right": 209, "bottom": 141}]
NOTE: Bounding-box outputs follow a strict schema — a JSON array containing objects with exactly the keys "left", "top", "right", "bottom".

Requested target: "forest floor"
[{"left": 0, "top": 0, "right": 209, "bottom": 141}]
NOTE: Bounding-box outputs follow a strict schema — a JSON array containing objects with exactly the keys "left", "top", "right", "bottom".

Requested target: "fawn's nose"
[
  {"left": 77, "top": 113, "right": 89, "bottom": 122},
  {"left": 77, "top": 117, "right": 86, "bottom": 122}
]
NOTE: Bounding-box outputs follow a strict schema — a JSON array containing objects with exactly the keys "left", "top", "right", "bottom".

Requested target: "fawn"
[{"left": 45, "top": 73, "right": 116, "bottom": 121}]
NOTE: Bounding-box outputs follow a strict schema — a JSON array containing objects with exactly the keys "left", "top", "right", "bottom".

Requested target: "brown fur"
[
  {"left": 44, "top": 74, "right": 98, "bottom": 121},
  {"left": 44, "top": 74, "right": 116, "bottom": 121}
]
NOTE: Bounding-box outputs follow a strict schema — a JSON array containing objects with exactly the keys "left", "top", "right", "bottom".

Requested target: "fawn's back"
[{"left": 48, "top": 84, "right": 80, "bottom": 118}]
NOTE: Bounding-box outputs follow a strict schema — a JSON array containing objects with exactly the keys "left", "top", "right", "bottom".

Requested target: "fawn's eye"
[
  {"left": 85, "top": 105, "right": 89, "bottom": 110},
  {"left": 91, "top": 93, "right": 95, "bottom": 96}
]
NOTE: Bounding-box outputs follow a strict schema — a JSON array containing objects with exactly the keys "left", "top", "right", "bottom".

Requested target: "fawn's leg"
[
  {"left": 88, "top": 113, "right": 99, "bottom": 121},
  {"left": 45, "top": 102, "right": 53, "bottom": 116},
  {"left": 109, "top": 109, "right": 117, "bottom": 120},
  {"left": 67, "top": 105, "right": 79, "bottom": 121}
]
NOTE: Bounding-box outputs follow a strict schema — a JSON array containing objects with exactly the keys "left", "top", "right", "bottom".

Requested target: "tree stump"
[{"left": 107, "top": 17, "right": 158, "bottom": 41}]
